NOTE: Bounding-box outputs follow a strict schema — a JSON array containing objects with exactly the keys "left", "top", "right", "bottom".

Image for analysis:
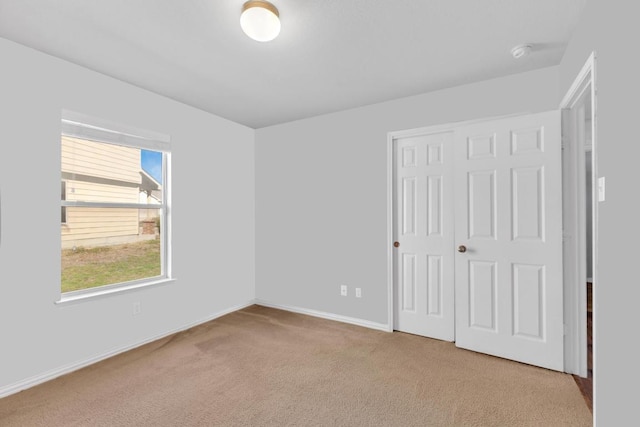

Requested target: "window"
[{"left": 60, "top": 111, "right": 171, "bottom": 298}]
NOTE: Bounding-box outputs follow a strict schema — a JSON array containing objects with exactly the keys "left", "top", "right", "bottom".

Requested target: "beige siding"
[
  {"left": 62, "top": 208, "right": 139, "bottom": 243},
  {"left": 66, "top": 180, "right": 139, "bottom": 204},
  {"left": 62, "top": 136, "right": 140, "bottom": 184},
  {"left": 61, "top": 136, "right": 143, "bottom": 247}
]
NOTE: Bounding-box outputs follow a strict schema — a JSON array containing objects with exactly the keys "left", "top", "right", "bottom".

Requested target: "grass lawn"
[{"left": 61, "top": 239, "right": 161, "bottom": 293}]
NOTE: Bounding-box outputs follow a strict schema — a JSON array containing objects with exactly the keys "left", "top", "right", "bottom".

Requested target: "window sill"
[{"left": 55, "top": 278, "right": 176, "bottom": 305}]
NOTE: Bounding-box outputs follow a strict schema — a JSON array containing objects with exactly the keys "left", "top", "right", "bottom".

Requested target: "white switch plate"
[
  {"left": 355, "top": 288, "right": 362, "bottom": 298},
  {"left": 598, "top": 177, "right": 605, "bottom": 202},
  {"left": 133, "top": 302, "right": 141, "bottom": 316},
  {"left": 340, "top": 285, "right": 347, "bottom": 296}
]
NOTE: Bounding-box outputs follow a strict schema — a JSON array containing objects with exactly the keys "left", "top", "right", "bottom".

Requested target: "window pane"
[
  {"left": 61, "top": 136, "right": 163, "bottom": 204},
  {"left": 61, "top": 208, "right": 162, "bottom": 293}
]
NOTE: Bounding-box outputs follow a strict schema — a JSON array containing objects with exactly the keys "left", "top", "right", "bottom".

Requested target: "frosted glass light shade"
[{"left": 240, "top": 1, "right": 280, "bottom": 42}]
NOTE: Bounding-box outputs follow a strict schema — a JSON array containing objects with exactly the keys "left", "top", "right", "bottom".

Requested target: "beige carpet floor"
[{"left": 0, "top": 305, "right": 592, "bottom": 426}]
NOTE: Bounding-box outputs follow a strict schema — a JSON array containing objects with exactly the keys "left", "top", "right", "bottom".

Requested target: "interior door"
[
  {"left": 453, "top": 111, "right": 564, "bottom": 371},
  {"left": 394, "top": 131, "right": 455, "bottom": 341}
]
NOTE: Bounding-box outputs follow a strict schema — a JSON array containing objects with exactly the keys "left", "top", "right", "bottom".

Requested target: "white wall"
[
  {"left": 255, "top": 67, "right": 559, "bottom": 325},
  {"left": 559, "top": 0, "right": 639, "bottom": 423},
  {"left": 0, "top": 38, "right": 255, "bottom": 393}
]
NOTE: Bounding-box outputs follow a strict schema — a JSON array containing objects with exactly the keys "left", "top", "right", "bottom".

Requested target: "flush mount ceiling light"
[
  {"left": 240, "top": 0, "right": 281, "bottom": 42},
  {"left": 511, "top": 44, "right": 533, "bottom": 59}
]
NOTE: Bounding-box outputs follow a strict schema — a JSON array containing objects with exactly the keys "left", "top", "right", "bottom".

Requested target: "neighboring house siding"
[
  {"left": 66, "top": 179, "right": 139, "bottom": 204},
  {"left": 63, "top": 207, "right": 139, "bottom": 243},
  {"left": 61, "top": 136, "right": 140, "bottom": 183},
  {"left": 61, "top": 136, "right": 142, "bottom": 248}
]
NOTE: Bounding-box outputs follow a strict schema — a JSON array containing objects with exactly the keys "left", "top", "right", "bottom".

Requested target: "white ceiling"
[{"left": 0, "top": 1, "right": 586, "bottom": 129}]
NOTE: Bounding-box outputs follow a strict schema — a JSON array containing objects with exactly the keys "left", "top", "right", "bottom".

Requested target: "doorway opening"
[{"left": 560, "top": 52, "right": 597, "bottom": 411}]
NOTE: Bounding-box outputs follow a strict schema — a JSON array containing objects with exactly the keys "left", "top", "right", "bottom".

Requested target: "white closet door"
[
  {"left": 453, "top": 111, "right": 564, "bottom": 371},
  {"left": 394, "top": 131, "right": 455, "bottom": 341}
]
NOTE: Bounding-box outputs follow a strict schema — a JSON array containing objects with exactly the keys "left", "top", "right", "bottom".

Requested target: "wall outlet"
[
  {"left": 340, "top": 285, "right": 348, "bottom": 296},
  {"left": 355, "top": 288, "right": 362, "bottom": 298},
  {"left": 133, "top": 302, "right": 141, "bottom": 316}
]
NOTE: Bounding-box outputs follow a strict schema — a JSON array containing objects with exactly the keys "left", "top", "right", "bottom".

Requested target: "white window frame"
[{"left": 57, "top": 110, "right": 173, "bottom": 303}]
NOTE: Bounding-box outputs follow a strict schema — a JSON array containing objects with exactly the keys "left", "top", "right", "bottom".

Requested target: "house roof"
[{"left": 140, "top": 169, "right": 161, "bottom": 193}]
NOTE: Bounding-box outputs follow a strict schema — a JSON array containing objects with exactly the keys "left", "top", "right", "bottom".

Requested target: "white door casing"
[
  {"left": 560, "top": 52, "right": 597, "bottom": 377},
  {"left": 453, "top": 111, "right": 564, "bottom": 371},
  {"left": 393, "top": 131, "right": 455, "bottom": 341}
]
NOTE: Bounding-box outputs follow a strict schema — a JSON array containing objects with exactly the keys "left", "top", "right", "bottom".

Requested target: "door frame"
[
  {"left": 560, "top": 52, "right": 598, "bottom": 378},
  {"left": 387, "top": 114, "right": 526, "bottom": 332}
]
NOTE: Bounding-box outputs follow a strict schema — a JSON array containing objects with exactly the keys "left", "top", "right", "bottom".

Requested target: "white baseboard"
[
  {"left": 0, "top": 300, "right": 255, "bottom": 399},
  {"left": 255, "top": 299, "right": 391, "bottom": 332}
]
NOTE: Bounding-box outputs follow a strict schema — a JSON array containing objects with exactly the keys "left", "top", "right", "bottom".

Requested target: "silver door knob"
[{"left": 457, "top": 245, "right": 467, "bottom": 253}]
